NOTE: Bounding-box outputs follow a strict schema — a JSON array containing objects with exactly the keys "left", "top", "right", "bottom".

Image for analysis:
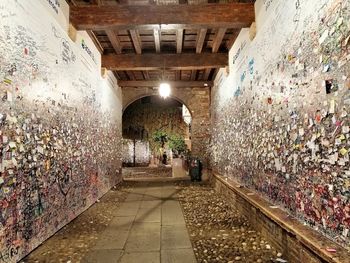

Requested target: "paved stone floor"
[{"left": 82, "top": 182, "right": 196, "bottom": 263}]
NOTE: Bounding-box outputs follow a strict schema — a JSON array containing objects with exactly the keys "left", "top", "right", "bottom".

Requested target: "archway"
[
  {"left": 122, "top": 86, "right": 211, "bottom": 170},
  {"left": 122, "top": 95, "right": 192, "bottom": 170}
]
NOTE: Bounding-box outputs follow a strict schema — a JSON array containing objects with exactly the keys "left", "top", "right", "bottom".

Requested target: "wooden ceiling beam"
[
  {"left": 114, "top": 71, "right": 121, "bottom": 80},
  {"left": 70, "top": 0, "right": 105, "bottom": 54},
  {"left": 129, "top": 29, "right": 142, "bottom": 54},
  {"left": 153, "top": 29, "right": 161, "bottom": 53},
  {"left": 196, "top": 29, "right": 207, "bottom": 53},
  {"left": 103, "top": 53, "right": 228, "bottom": 71},
  {"left": 175, "top": 70, "right": 181, "bottom": 81},
  {"left": 143, "top": 71, "right": 150, "bottom": 80},
  {"left": 118, "top": 80, "right": 213, "bottom": 87},
  {"left": 70, "top": 3, "right": 255, "bottom": 30},
  {"left": 190, "top": 70, "right": 197, "bottom": 81},
  {"left": 87, "top": 30, "right": 104, "bottom": 54},
  {"left": 226, "top": 29, "right": 241, "bottom": 50},
  {"left": 212, "top": 28, "right": 226, "bottom": 53},
  {"left": 176, "top": 29, "right": 183, "bottom": 54},
  {"left": 126, "top": 71, "right": 135, "bottom": 80},
  {"left": 203, "top": 68, "right": 211, "bottom": 80},
  {"left": 106, "top": 30, "right": 122, "bottom": 54}
]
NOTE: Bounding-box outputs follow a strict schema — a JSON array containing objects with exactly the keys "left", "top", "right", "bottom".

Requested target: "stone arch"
[
  {"left": 122, "top": 87, "right": 211, "bottom": 167},
  {"left": 122, "top": 88, "right": 192, "bottom": 115}
]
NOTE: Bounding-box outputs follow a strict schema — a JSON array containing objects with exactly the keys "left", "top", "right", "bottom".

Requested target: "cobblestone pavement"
[
  {"left": 177, "top": 182, "right": 285, "bottom": 263},
  {"left": 23, "top": 179, "right": 283, "bottom": 263}
]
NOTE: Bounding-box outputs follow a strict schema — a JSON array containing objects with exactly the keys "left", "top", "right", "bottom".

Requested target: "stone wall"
[
  {"left": 123, "top": 98, "right": 187, "bottom": 141},
  {"left": 0, "top": 1, "right": 122, "bottom": 261},
  {"left": 211, "top": 0, "right": 350, "bottom": 247},
  {"left": 122, "top": 87, "right": 211, "bottom": 166}
]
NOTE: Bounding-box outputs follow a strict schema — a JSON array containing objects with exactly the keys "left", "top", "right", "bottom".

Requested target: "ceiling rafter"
[
  {"left": 190, "top": 70, "right": 197, "bottom": 81},
  {"left": 126, "top": 71, "right": 135, "bottom": 80},
  {"left": 69, "top": 1, "right": 251, "bottom": 83},
  {"left": 176, "top": 29, "right": 184, "bottom": 54},
  {"left": 153, "top": 29, "right": 161, "bottom": 53},
  {"left": 71, "top": 0, "right": 104, "bottom": 54},
  {"left": 102, "top": 53, "right": 228, "bottom": 71},
  {"left": 203, "top": 68, "right": 211, "bottom": 80},
  {"left": 106, "top": 30, "right": 122, "bottom": 54},
  {"left": 70, "top": 3, "right": 255, "bottom": 30},
  {"left": 195, "top": 28, "right": 207, "bottom": 53},
  {"left": 118, "top": 80, "right": 213, "bottom": 87},
  {"left": 143, "top": 71, "right": 150, "bottom": 80},
  {"left": 226, "top": 29, "right": 241, "bottom": 50},
  {"left": 129, "top": 29, "right": 142, "bottom": 54},
  {"left": 175, "top": 70, "right": 181, "bottom": 81},
  {"left": 212, "top": 28, "right": 226, "bottom": 53}
]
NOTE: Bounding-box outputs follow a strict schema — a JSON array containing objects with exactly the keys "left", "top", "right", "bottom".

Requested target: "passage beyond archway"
[
  {"left": 122, "top": 86, "right": 211, "bottom": 169},
  {"left": 122, "top": 95, "right": 191, "bottom": 167}
]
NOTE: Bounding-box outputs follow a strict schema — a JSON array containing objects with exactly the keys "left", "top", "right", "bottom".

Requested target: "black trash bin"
[{"left": 189, "top": 157, "right": 202, "bottom": 182}]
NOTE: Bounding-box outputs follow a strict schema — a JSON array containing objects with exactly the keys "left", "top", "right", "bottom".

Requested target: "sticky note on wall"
[{"left": 340, "top": 148, "right": 348, "bottom": 156}]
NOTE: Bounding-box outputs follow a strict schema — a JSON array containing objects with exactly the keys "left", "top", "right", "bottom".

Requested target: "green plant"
[
  {"left": 150, "top": 131, "right": 188, "bottom": 158},
  {"left": 168, "top": 134, "right": 187, "bottom": 156},
  {"left": 150, "top": 130, "right": 168, "bottom": 156},
  {"left": 152, "top": 130, "right": 168, "bottom": 147}
]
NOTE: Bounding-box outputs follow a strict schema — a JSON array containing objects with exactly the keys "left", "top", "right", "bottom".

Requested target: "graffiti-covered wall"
[
  {"left": 122, "top": 139, "right": 150, "bottom": 166},
  {"left": 0, "top": 1, "right": 122, "bottom": 261},
  {"left": 211, "top": 0, "right": 350, "bottom": 247}
]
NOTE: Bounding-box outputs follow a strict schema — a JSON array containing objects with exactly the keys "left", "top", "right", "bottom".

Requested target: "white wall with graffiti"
[
  {"left": 212, "top": 0, "right": 350, "bottom": 247},
  {"left": 0, "top": 0, "right": 123, "bottom": 261}
]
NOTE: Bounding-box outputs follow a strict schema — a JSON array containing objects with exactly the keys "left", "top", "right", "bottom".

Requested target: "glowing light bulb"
[{"left": 159, "top": 82, "right": 171, "bottom": 98}]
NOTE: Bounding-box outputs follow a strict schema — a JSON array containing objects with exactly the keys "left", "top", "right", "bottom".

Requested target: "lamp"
[
  {"left": 159, "top": 82, "right": 171, "bottom": 98},
  {"left": 158, "top": 59, "right": 171, "bottom": 99}
]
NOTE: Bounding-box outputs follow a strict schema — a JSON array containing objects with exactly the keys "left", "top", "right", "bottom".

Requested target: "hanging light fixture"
[
  {"left": 158, "top": 59, "right": 171, "bottom": 99},
  {"left": 159, "top": 82, "right": 171, "bottom": 98}
]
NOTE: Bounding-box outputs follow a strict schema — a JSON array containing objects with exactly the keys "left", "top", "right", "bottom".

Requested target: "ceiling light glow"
[{"left": 159, "top": 82, "right": 171, "bottom": 98}]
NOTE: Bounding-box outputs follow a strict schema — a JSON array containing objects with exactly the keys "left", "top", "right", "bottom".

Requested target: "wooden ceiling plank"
[
  {"left": 212, "top": 28, "right": 226, "bottom": 53},
  {"left": 129, "top": 29, "right": 142, "bottom": 54},
  {"left": 102, "top": 53, "right": 228, "bottom": 70},
  {"left": 106, "top": 30, "right": 122, "bottom": 54},
  {"left": 153, "top": 29, "right": 161, "bottom": 53},
  {"left": 176, "top": 29, "right": 183, "bottom": 54},
  {"left": 118, "top": 80, "right": 213, "bottom": 87},
  {"left": 70, "top": 3, "right": 255, "bottom": 30},
  {"left": 196, "top": 28, "right": 207, "bottom": 53}
]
